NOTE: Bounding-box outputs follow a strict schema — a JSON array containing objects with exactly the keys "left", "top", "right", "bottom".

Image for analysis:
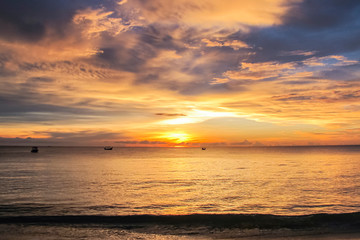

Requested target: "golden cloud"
[
  {"left": 225, "top": 61, "right": 296, "bottom": 80},
  {"left": 128, "top": 0, "right": 294, "bottom": 27}
]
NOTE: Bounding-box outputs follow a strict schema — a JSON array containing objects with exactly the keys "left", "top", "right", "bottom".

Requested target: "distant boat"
[
  {"left": 31, "top": 147, "right": 38, "bottom": 153},
  {"left": 104, "top": 146, "right": 113, "bottom": 150},
  {"left": 201, "top": 147, "right": 206, "bottom": 150}
]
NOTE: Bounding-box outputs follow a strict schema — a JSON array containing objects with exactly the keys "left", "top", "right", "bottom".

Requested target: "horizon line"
[{"left": 1, "top": 144, "right": 360, "bottom": 148}]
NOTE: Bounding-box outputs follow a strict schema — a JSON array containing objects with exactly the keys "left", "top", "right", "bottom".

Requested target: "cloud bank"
[{"left": 1, "top": 0, "right": 360, "bottom": 146}]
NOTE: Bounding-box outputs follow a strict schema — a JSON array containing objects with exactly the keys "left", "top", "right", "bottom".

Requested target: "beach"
[{"left": 2, "top": 218, "right": 360, "bottom": 239}]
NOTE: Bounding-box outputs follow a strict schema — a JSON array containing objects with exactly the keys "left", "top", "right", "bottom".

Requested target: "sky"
[{"left": 0, "top": 0, "right": 360, "bottom": 147}]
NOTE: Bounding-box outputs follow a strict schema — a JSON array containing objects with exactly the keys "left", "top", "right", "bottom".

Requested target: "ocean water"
[{"left": 1, "top": 146, "right": 360, "bottom": 239}]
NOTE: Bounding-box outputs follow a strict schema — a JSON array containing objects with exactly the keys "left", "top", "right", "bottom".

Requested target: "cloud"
[
  {"left": 241, "top": 2, "right": 360, "bottom": 63},
  {"left": 115, "top": 140, "right": 167, "bottom": 145},
  {"left": 280, "top": 80, "right": 316, "bottom": 85},
  {"left": 156, "top": 109, "right": 238, "bottom": 125},
  {"left": 202, "top": 39, "right": 250, "bottom": 50},
  {"left": 233, "top": 139, "right": 252, "bottom": 146},
  {"left": 0, "top": 1, "right": 140, "bottom": 68},
  {"left": 0, "top": 0, "right": 104, "bottom": 43},
  {"left": 0, "top": 130, "right": 123, "bottom": 146},
  {"left": 225, "top": 61, "right": 296, "bottom": 80},
  {"left": 128, "top": 0, "right": 293, "bottom": 27},
  {"left": 0, "top": 92, "right": 101, "bottom": 123},
  {"left": 156, "top": 113, "right": 187, "bottom": 117},
  {"left": 280, "top": 50, "right": 316, "bottom": 56},
  {"left": 229, "top": 140, "right": 265, "bottom": 146},
  {"left": 282, "top": 0, "right": 360, "bottom": 30},
  {"left": 272, "top": 93, "right": 314, "bottom": 101},
  {"left": 1, "top": 0, "right": 360, "bottom": 146}
]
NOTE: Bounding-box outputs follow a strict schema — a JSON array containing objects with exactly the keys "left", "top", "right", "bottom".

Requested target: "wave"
[{"left": 1, "top": 212, "right": 360, "bottom": 230}]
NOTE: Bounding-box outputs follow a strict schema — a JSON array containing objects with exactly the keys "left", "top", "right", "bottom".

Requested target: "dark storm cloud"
[
  {"left": 282, "top": 0, "right": 360, "bottom": 30},
  {"left": 229, "top": 0, "right": 360, "bottom": 64},
  {"left": 0, "top": 0, "right": 115, "bottom": 42}
]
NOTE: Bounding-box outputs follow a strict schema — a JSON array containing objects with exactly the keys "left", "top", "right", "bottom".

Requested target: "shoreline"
[{"left": 2, "top": 223, "right": 360, "bottom": 240}]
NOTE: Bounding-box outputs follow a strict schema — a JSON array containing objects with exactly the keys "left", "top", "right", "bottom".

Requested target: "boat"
[
  {"left": 31, "top": 147, "right": 38, "bottom": 153},
  {"left": 202, "top": 147, "right": 206, "bottom": 150},
  {"left": 104, "top": 146, "right": 113, "bottom": 150}
]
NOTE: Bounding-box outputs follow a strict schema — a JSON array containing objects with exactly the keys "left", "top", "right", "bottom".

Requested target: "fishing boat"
[
  {"left": 31, "top": 147, "right": 38, "bottom": 153},
  {"left": 104, "top": 146, "right": 113, "bottom": 150}
]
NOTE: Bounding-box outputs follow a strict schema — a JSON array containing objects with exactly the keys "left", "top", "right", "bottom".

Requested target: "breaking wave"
[{"left": 1, "top": 212, "right": 360, "bottom": 230}]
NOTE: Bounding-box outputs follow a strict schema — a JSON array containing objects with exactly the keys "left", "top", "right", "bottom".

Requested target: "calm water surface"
[{"left": 1, "top": 146, "right": 360, "bottom": 216}]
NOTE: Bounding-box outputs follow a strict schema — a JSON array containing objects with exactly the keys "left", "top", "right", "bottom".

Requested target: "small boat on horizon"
[
  {"left": 31, "top": 146, "right": 38, "bottom": 153},
  {"left": 104, "top": 146, "right": 113, "bottom": 150}
]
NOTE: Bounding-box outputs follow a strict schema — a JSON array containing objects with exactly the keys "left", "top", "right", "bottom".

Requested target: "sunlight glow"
[
  {"left": 162, "top": 132, "right": 191, "bottom": 143},
  {"left": 159, "top": 109, "right": 238, "bottom": 125}
]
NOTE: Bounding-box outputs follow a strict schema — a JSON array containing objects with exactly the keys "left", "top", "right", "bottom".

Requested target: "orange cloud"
[
  {"left": 128, "top": 0, "right": 295, "bottom": 27},
  {"left": 225, "top": 61, "right": 296, "bottom": 80},
  {"left": 202, "top": 39, "right": 250, "bottom": 50}
]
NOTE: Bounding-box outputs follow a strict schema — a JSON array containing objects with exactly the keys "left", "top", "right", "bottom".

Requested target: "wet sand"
[{"left": 2, "top": 224, "right": 360, "bottom": 240}]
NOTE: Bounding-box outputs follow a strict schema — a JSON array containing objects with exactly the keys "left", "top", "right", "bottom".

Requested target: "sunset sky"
[{"left": 1, "top": 0, "right": 360, "bottom": 147}]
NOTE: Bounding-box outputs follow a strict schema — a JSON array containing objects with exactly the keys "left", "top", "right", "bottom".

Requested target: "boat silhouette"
[{"left": 31, "top": 147, "right": 38, "bottom": 153}]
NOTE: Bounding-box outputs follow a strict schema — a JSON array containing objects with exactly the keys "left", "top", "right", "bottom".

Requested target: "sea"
[{"left": 1, "top": 146, "right": 360, "bottom": 239}]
